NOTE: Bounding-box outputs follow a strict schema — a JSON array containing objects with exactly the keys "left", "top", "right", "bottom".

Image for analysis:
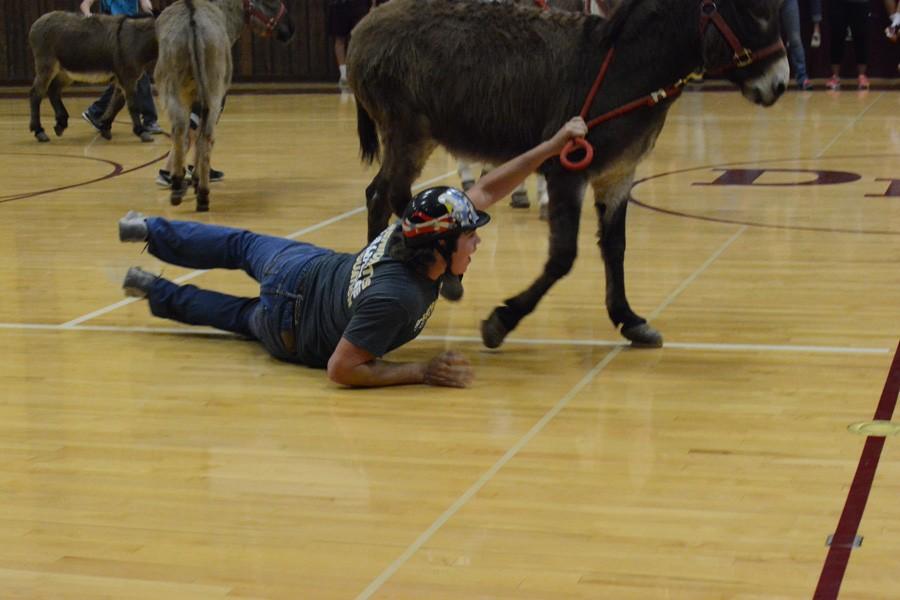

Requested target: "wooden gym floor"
[{"left": 0, "top": 88, "right": 898, "bottom": 599}]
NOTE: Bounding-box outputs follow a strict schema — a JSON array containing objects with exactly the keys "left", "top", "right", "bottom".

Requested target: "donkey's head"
[
  {"left": 698, "top": 0, "right": 788, "bottom": 106},
  {"left": 243, "top": 0, "right": 295, "bottom": 42}
]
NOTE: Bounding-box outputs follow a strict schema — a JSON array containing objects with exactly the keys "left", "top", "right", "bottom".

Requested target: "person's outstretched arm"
[
  {"left": 327, "top": 337, "right": 473, "bottom": 388},
  {"left": 465, "top": 117, "right": 588, "bottom": 211},
  {"left": 80, "top": 0, "right": 97, "bottom": 16}
]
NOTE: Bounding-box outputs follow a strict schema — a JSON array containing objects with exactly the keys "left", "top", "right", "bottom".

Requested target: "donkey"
[
  {"left": 348, "top": 0, "right": 788, "bottom": 349},
  {"left": 154, "top": 0, "right": 294, "bottom": 211},
  {"left": 28, "top": 12, "right": 158, "bottom": 143}
]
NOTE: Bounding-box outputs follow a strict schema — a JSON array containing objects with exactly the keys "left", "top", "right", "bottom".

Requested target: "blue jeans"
[
  {"left": 780, "top": 0, "right": 808, "bottom": 83},
  {"left": 144, "top": 218, "right": 333, "bottom": 361}
]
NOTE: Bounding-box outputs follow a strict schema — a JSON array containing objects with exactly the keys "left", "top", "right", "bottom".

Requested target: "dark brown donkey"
[
  {"left": 348, "top": 0, "right": 788, "bottom": 349},
  {"left": 155, "top": 0, "right": 295, "bottom": 211},
  {"left": 28, "top": 12, "right": 158, "bottom": 143}
]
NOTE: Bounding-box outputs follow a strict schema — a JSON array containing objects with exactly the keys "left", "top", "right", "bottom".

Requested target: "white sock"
[{"left": 339, "top": 65, "right": 347, "bottom": 80}]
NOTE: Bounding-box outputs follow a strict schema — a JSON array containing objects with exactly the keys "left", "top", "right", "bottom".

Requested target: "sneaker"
[
  {"left": 122, "top": 266, "right": 157, "bottom": 298},
  {"left": 799, "top": 78, "right": 813, "bottom": 91},
  {"left": 186, "top": 165, "right": 224, "bottom": 182},
  {"left": 142, "top": 121, "right": 163, "bottom": 134},
  {"left": 826, "top": 75, "right": 840, "bottom": 90},
  {"left": 509, "top": 190, "right": 530, "bottom": 209},
  {"left": 857, "top": 74, "right": 870, "bottom": 90},
  {"left": 339, "top": 76, "right": 350, "bottom": 91},
  {"left": 119, "top": 210, "right": 148, "bottom": 242},
  {"left": 156, "top": 169, "right": 172, "bottom": 188},
  {"left": 82, "top": 111, "right": 111, "bottom": 140},
  {"left": 810, "top": 30, "right": 821, "bottom": 48}
]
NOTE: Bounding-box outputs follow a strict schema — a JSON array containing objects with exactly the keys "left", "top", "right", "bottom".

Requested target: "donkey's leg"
[
  {"left": 29, "top": 60, "right": 57, "bottom": 142},
  {"left": 592, "top": 175, "right": 662, "bottom": 347},
  {"left": 481, "top": 173, "right": 586, "bottom": 348},
  {"left": 194, "top": 103, "right": 219, "bottom": 212},
  {"left": 118, "top": 79, "right": 152, "bottom": 143},
  {"left": 365, "top": 171, "right": 391, "bottom": 242},
  {"left": 365, "top": 128, "right": 436, "bottom": 241},
  {"left": 168, "top": 108, "right": 191, "bottom": 206},
  {"left": 47, "top": 78, "right": 69, "bottom": 137}
]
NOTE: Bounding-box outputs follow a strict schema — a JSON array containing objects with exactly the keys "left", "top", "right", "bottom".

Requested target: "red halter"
[
  {"left": 698, "top": 0, "right": 785, "bottom": 75},
  {"left": 559, "top": 0, "right": 784, "bottom": 170},
  {"left": 242, "top": 0, "right": 287, "bottom": 37}
]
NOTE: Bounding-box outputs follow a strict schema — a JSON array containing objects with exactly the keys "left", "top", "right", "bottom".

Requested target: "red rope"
[{"left": 562, "top": 47, "right": 691, "bottom": 171}]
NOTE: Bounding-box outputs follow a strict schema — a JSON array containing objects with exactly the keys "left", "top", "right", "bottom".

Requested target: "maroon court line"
[
  {"left": 0, "top": 145, "right": 169, "bottom": 205},
  {"left": 813, "top": 339, "right": 900, "bottom": 599}
]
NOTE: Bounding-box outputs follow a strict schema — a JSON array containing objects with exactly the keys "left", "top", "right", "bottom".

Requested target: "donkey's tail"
[
  {"left": 185, "top": 0, "right": 211, "bottom": 128},
  {"left": 356, "top": 102, "right": 380, "bottom": 164}
]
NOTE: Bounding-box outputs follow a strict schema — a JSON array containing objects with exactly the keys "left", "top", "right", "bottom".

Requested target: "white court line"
[
  {"left": 0, "top": 324, "right": 887, "bottom": 355},
  {"left": 58, "top": 170, "right": 457, "bottom": 329},
  {"left": 816, "top": 93, "right": 883, "bottom": 159},
  {"left": 353, "top": 346, "right": 624, "bottom": 600},
  {"left": 353, "top": 226, "right": 748, "bottom": 600},
  {"left": 647, "top": 225, "right": 745, "bottom": 321}
]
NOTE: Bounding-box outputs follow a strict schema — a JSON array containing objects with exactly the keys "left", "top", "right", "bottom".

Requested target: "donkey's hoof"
[
  {"left": 481, "top": 311, "right": 510, "bottom": 349},
  {"left": 100, "top": 129, "right": 112, "bottom": 140},
  {"left": 196, "top": 191, "right": 210, "bottom": 212},
  {"left": 139, "top": 131, "right": 153, "bottom": 143},
  {"left": 35, "top": 131, "right": 50, "bottom": 143},
  {"left": 169, "top": 191, "right": 183, "bottom": 206},
  {"left": 53, "top": 123, "right": 66, "bottom": 137},
  {"left": 621, "top": 323, "right": 663, "bottom": 348}
]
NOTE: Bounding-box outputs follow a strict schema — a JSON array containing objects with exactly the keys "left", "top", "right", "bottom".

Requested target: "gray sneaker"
[
  {"left": 118, "top": 210, "right": 148, "bottom": 242},
  {"left": 122, "top": 266, "right": 157, "bottom": 298}
]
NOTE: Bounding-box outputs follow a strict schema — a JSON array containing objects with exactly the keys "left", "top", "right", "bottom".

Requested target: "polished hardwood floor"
[{"left": 0, "top": 88, "right": 899, "bottom": 599}]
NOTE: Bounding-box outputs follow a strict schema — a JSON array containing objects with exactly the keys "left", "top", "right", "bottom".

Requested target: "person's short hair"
[{"left": 388, "top": 226, "right": 457, "bottom": 275}]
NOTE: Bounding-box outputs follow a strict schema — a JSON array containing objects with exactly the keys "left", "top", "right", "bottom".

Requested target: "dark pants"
[
  {"left": 828, "top": 0, "right": 869, "bottom": 66},
  {"left": 144, "top": 218, "right": 333, "bottom": 361},
  {"left": 86, "top": 73, "right": 157, "bottom": 126}
]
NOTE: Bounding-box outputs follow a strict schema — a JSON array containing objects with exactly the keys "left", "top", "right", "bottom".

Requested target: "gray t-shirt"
[{"left": 292, "top": 224, "right": 439, "bottom": 367}]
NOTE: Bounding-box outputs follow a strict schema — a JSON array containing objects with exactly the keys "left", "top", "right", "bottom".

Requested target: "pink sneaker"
[
  {"left": 826, "top": 75, "right": 841, "bottom": 90},
  {"left": 858, "top": 74, "right": 870, "bottom": 90}
]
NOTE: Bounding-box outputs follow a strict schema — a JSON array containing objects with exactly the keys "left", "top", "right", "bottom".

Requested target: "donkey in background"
[
  {"left": 154, "top": 0, "right": 294, "bottom": 211},
  {"left": 348, "top": 0, "right": 788, "bottom": 349},
  {"left": 28, "top": 12, "right": 158, "bottom": 143}
]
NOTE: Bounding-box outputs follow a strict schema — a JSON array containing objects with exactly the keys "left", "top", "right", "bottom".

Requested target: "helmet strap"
[{"left": 436, "top": 236, "right": 458, "bottom": 275}]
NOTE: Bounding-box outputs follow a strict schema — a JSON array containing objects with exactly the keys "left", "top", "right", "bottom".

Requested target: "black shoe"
[
  {"left": 156, "top": 170, "right": 172, "bottom": 188},
  {"left": 187, "top": 165, "right": 224, "bottom": 183},
  {"left": 143, "top": 121, "right": 163, "bottom": 134},
  {"left": 81, "top": 111, "right": 111, "bottom": 139},
  {"left": 122, "top": 266, "right": 157, "bottom": 298}
]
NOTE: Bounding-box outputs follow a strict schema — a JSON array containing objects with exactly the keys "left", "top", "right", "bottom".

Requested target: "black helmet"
[{"left": 401, "top": 186, "right": 490, "bottom": 248}]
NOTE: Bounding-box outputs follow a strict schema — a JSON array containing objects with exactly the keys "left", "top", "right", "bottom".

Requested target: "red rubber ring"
[{"left": 560, "top": 138, "right": 593, "bottom": 171}]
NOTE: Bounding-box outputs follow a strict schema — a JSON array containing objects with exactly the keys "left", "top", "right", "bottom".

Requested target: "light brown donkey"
[{"left": 154, "top": 0, "right": 294, "bottom": 211}]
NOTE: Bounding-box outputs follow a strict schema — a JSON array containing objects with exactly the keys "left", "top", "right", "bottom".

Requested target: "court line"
[
  {"left": 816, "top": 93, "right": 883, "bottom": 159},
  {"left": 813, "top": 339, "right": 900, "bottom": 599},
  {"left": 0, "top": 323, "right": 888, "bottom": 355},
  {"left": 58, "top": 170, "right": 457, "bottom": 328},
  {"left": 353, "top": 226, "right": 747, "bottom": 600}
]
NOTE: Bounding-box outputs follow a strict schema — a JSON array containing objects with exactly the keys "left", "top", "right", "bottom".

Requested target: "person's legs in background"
[{"left": 781, "top": 0, "right": 813, "bottom": 89}]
